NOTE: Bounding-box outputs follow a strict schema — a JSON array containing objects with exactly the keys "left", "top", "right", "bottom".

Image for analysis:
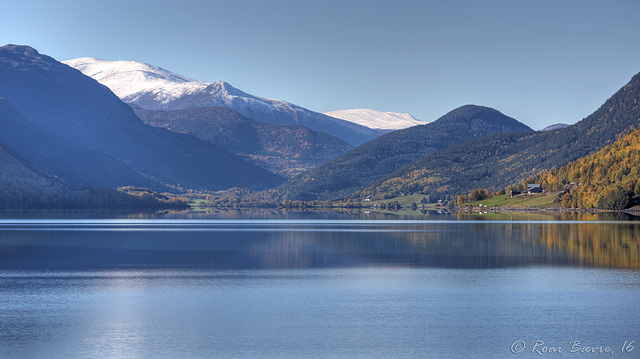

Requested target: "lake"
[{"left": 0, "top": 211, "right": 639, "bottom": 358}]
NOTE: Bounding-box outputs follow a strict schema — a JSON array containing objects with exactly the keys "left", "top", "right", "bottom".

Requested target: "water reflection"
[
  {"left": 0, "top": 219, "right": 638, "bottom": 270},
  {"left": 531, "top": 222, "right": 640, "bottom": 269}
]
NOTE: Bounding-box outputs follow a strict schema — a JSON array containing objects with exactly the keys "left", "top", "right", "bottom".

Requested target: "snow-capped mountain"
[
  {"left": 324, "top": 109, "right": 426, "bottom": 130},
  {"left": 64, "top": 57, "right": 384, "bottom": 146}
]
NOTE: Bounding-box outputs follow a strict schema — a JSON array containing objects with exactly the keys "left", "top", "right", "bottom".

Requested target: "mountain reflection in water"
[{"left": 0, "top": 219, "right": 637, "bottom": 270}]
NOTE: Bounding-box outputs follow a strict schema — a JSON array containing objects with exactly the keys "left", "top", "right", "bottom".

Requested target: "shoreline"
[{"left": 457, "top": 205, "right": 640, "bottom": 215}]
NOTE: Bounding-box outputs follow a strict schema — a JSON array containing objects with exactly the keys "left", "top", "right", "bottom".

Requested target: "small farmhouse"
[{"left": 527, "top": 184, "right": 542, "bottom": 194}]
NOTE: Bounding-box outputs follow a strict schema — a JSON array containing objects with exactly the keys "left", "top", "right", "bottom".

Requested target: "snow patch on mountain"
[
  {"left": 63, "top": 57, "right": 207, "bottom": 100},
  {"left": 324, "top": 109, "right": 426, "bottom": 130},
  {"left": 63, "top": 57, "right": 315, "bottom": 114}
]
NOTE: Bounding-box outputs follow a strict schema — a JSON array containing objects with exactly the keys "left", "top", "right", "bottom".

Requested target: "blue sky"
[{"left": 2, "top": 0, "right": 639, "bottom": 129}]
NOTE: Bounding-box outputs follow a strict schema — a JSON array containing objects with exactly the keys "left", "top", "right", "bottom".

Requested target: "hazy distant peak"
[
  {"left": 324, "top": 109, "right": 425, "bottom": 130},
  {"left": 541, "top": 123, "right": 571, "bottom": 131}
]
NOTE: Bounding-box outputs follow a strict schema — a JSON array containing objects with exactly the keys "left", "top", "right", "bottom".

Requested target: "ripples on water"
[{"left": 0, "top": 217, "right": 638, "bottom": 358}]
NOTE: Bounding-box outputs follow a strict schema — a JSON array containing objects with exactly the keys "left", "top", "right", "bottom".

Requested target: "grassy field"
[
  {"left": 360, "top": 192, "right": 560, "bottom": 210},
  {"left": 363, "top": 193, "right": 445, "bottom": 209},
  {"left": 187, "top": 198, "right": 210, "bottom": 212}
]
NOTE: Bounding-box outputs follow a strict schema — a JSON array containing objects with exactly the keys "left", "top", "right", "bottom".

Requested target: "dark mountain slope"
[
  {"left": 0, "top": 98, "right": 156, "bottom": 188},
  {"left": 0, "top": 141, "right": 62, "bottom": 205},
  {"left": 133, "top": 106, "right": 352, "bottom": 177},
  {"left": 270, "top": 105, "right": 532, "bottom": 201},
  {"left": 0, "top": 44, "right": 284, "bottom": 191},
  {"left": 357, "top": 71, "right": 640, "bottom": 200},
  {"left": 0, "top": 140, "right": 188, "bottom": 210}
]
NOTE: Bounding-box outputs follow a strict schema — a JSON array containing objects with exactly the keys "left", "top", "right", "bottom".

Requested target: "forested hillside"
[
  {"left": 355, "top": 72, "right": 640, "bottom": 202},
  {"left": 536, "top": 127, "right": 640, "bottom": 209},
  {"left": 0, "top": 143, "right": 62, "bottom": 207},
  {"left": 270, "top": 105, "right": 532, "bottom": 201}
]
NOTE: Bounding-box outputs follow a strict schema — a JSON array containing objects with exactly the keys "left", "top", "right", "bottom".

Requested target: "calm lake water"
[{"left": 0, "top": 212, "right": 639, "bottom": 358}]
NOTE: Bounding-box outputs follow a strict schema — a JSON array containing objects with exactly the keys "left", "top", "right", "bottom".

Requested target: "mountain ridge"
[
  {"left": 268, "top": 105, "right": 532, "bottom": 201},
  {"left": 64, "top": 57, "right": 385, "bottom": 146}
]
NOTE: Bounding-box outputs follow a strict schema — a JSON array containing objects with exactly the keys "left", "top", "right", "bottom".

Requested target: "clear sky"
[{"left": 2, "top": 0, "right": 639, "bottom": 130}]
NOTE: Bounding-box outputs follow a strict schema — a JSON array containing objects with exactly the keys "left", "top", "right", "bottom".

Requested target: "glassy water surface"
[{"left": 0, "top": 215, "right": 639, "bottom": 358}]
